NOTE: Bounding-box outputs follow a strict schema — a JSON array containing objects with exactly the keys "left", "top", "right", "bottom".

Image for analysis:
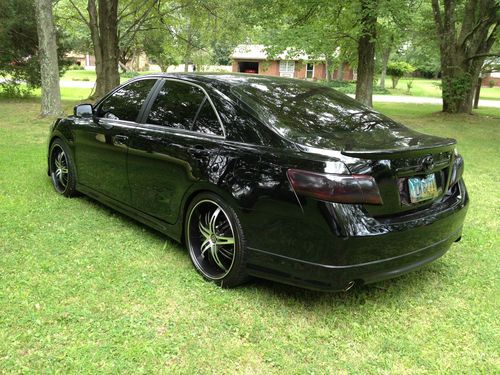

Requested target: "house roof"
[{"left": 230, "top": 44, "right": 323, "bottom": 61}]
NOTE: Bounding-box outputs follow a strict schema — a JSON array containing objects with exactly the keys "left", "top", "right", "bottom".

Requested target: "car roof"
[{"left": 129, "top": 72, "right": 306, "bottom": 89}]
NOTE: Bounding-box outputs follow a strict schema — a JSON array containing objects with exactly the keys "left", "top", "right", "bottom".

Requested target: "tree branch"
[
  {"left": 119, "top": 0, "right": 158, "bottom": 40},
  {"left": 466, "top": 52, "right": 500, "bottom": 60},
  {"left": 68, "top": 0, "right": 90, "bottom": 27}
]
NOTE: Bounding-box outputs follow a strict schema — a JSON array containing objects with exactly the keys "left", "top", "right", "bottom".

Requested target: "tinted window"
[
  {"left": 232, "top": 78, "right": 399, "bottom": 139},
  {"left": 97, "top": 79, "right": 156, "bottom": 121},
  {"left": 192, "top": 99, "right": 223, "bottom": 136},
  {"left": 147, "top": 81, "right": 205, "bottom": 129}
]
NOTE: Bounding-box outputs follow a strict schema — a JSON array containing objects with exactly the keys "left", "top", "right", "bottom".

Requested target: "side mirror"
[{"left": 74, "top": 104, "right": 93, "bottom": 118}]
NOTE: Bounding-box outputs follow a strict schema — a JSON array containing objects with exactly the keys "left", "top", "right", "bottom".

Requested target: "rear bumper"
[
  {"left": 246, "top": 225, "right": 461, "bottom": 291},
  {"left": 245, "top": 182, "right": 468, "bottom": 292}
]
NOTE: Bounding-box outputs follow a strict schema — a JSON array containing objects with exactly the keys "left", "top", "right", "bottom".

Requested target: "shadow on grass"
[
  {"left": 46, "top": 178, "right": 448, "bottom": 305},
  {"left": 242, "top": 263, "right": 444, "bottom": 304}
]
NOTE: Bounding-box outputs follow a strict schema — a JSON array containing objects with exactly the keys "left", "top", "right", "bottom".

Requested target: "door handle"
[
  {"left": 98, "top": 119, "right": 119, "bottom": 129},
  {"left": 113, "top": 135, "right": 129, "bottom": 145},
  {"left": 189, "top": 144, "right": 206, "bottom": 156}
]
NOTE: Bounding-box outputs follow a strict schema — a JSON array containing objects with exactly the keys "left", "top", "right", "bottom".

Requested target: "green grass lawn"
[
  {"left": 62, "top": 69, "right": 161, "bottom": 84},
  {"left": 323, "top": 77, "right": 500, "bottom": 100},
  {"left": 0, "top": 97, "right": 499, "bottom": 373},
  {"left": 388, "top": 78, "right": 500, "bottom": 100}
]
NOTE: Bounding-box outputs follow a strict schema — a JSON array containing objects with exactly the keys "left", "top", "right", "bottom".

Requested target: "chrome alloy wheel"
[
  {"left": 50, "top": 145, "right": 69, "bottom": 193},
  {"left": 187, "top": 200, "right": 236, "bottom": 280}
]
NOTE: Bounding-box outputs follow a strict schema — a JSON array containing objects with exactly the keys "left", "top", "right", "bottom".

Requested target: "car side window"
[
  {"left": 192, "top": 98, "right": 223, "bottom": 136},
  {"left": 97, "top": 79, "right": 156, "bottom": 122},
  {"left": 147, "top": 81, "right": 205, "bottom": 130}
]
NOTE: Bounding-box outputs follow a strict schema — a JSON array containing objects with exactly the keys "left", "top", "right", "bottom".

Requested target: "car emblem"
[{"left": 421, "top": 155, "right": 434, "bottom": 173}]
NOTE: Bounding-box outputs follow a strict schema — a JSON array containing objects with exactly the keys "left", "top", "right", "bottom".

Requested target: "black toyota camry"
[{"left": 47, "top": 73, "right": 468, "bottom": 291}]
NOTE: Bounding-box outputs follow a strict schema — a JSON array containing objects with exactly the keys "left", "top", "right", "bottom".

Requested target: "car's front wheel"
[
  {"left": 185, "top": 193, "right": 248, "bottom": 287},
  {"left": 49, "top": 139, "right": 78, "bottom": 197}
]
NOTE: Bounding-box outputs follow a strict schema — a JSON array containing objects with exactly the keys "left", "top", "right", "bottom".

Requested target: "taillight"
[
  {"left": 449, "top": 155, "right": 464, "bottom": 187},
  {"left": 286, "top": 169, "right": 383, "bottom": 205}
]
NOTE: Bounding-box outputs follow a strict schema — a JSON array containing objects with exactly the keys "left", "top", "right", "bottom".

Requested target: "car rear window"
[{"left": 231, "top": 78, "right": 395, "bottom": 140}]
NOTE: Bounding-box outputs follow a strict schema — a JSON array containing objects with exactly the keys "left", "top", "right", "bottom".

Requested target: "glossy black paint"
[{"left": 48, "top": 73, "right": 468, "bottom": 291}]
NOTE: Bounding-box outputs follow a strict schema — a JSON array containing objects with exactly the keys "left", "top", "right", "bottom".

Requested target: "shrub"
[
  {"left": 488, "top": 80, "right": 495, "bottom": 88},
  {"left": 68, "top": 64, "right": 85, "bottom": 71},
  {"left": 121, "top": 71, "right": 140, "bottom": 79},
  {"left": 406, "top": 78, "right": 414, "bottom": 94},
  {"left": 387, "top": 61, "right": 415, "bottom": 89},
  {"left": 0, "top": 80, "right": 33, "bottom": 98}
]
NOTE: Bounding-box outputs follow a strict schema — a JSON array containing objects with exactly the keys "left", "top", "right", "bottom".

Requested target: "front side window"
[
  {"left": 147, "top": 81, "right": 205, "bottom": 130},
  {"left": 147, "top": 80, "right": 223, "bottom": 136},
  {"left": 97, "top": 79, "right": 156, "bottom": 122}
]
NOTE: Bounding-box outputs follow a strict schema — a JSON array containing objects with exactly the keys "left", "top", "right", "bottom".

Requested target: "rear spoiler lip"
[{"left": 341, "top": 139, "right": 456, "bottom": 159}]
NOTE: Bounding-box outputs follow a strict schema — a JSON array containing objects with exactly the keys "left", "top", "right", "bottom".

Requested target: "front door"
[
  {"left": 127, "top": 79, "right": 225, "bottom": 224},
  {"left": 73, "top": 78, "right": 157, "bottom": 204}
]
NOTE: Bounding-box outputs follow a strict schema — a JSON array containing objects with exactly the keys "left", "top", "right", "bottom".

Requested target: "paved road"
[{"left": 60, "top": 80, "right": 95, "bottom": 88}]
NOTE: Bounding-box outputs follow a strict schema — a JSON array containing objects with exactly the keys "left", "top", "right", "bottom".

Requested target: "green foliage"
[
  {"left": 387, "top": 61, "right": 415, "bottom": 88},
  {"left": 441, "top": 73, "right": 474, "bottom": 112},
  {"left": 488, "top": 80, "right": 495, "bottom": 88},
  {"left": 406, "top": 77, "right": 414, "bottom": 94},
  {"left": 0, "top": 0, "right": 69, "bottom": 97},
  {"left": 142, "top": 31, "right": 181, "bottom": 72},
  {"left": 392, "top": 3, "right": 441, "bottom": 78},
  {"left": 121, "top": 71, "right": 141, "bottom": 79},
  {"left": 251, "top": 1, "right": 359, "bottom": 73},
  {"left": 212, "top": 42, "right": 237, "bottom": 65},
  {"left": 0, "top": 81, "right": 33, "bottom": 98},
  {"left": 145, "top": 0, "right": 250, "bottom": 70},
  {"left": 68, "top": 64, "right": 85, "bottom": 71}
]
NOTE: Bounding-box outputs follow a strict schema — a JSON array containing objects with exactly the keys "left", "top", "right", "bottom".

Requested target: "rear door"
[
  {"left": 73, "top": 78, "right": 158, "bottom": 204},
  {"left": 127, "top": 79, "right": 225, "bottom": 224}
]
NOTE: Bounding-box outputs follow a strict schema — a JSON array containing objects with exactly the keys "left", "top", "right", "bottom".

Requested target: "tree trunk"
[
  {"left": 34, "top": 0, "right": 62, "bottom": 116},
  {"left": 88, "top": 0, "right": 120, "bottom": 100},
  {"left": 379, "top": 45, "right": 390, "bottom": 89},
  {"left": 473, "top": 77, "right": 481, "bottom": 109},
  {"left": 355, "top": 0, "right": 378, "bottom": 107},
  {"left": 431, "top": 0, "right": 499, "bottom": 113},
  {"left": 325, "top": 58, "right": 331, "bottom": 82}
]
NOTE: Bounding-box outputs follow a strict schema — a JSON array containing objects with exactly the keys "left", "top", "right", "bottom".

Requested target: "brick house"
[
  {"left": 230, "top": 44, "right": 354, "bottom": 80},
  {"left": 482, "top": 71, "right": 500, "bottom": 87}
]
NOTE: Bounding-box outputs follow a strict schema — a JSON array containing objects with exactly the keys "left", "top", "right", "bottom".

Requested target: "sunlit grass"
[
  {"left": 386, "top": 78, "right": 500, "bottom": 100},
  {"left": 0, "top": 97, "right": 498, "bottom": 373}
]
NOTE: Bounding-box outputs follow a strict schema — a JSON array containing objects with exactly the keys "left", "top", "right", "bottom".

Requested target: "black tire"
[
  {"left": 49, "top": 139, "right": 78, "bottom": 197},
  {"left": 185, "top": 192, "right": 248, "bottom": 288}
]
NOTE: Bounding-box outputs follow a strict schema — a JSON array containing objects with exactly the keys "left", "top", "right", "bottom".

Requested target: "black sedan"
[{"left": 47, "top": 74, "right": 468, "bottom": 291}]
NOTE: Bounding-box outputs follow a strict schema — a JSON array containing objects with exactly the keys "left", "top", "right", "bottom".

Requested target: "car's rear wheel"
[
  {"left": 49, "top": 139, "right": 78, "bottom": 197},
  {"left": 185, "top": 193, "right": 248, "bottom": 287}
]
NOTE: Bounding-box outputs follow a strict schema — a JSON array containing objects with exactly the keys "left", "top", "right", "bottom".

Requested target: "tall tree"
[
  {"left": 34, "top": 0, "right": 62, "bottom": 116},
  {"left": 355, "top": 0, "right": 379, "bottom": 106},
  {"left": 66, "top": 0, "right": 157, "bottom": 99},
  {"left": 431, "top": 0, "right": 499, "bottom": 113},
  {"left": 88, "top": 0, "right": 120, "bottom": 98}
]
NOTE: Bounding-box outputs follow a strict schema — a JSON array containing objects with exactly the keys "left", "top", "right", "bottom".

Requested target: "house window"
[
  {"left": 279, "top": 60, "right": 295, "bottom": 77},
  {"left": 306, "top": 63, "right": 314, "bottom": 79}
]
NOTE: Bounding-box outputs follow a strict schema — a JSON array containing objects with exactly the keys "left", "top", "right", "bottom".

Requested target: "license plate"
[{"left": 408, "top": 174, "right": 438, "bottom": 203}]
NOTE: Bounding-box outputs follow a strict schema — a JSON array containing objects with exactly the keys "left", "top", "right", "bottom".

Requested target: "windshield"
[{"left": 231, "top": 77, "right": 400, "bottom": 143}]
